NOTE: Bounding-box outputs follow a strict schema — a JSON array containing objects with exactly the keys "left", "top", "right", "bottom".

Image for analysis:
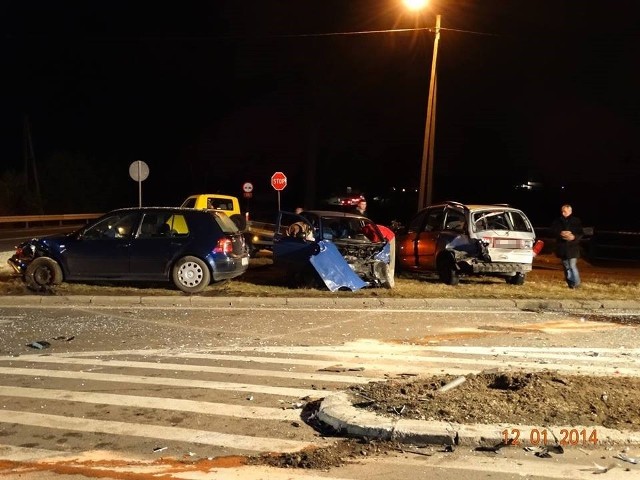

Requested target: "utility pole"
[
  {"left": 418, "top": 14, "right": 441, "bottom": 210},
  {"left": 23, "top": 114, "right": 44, "bottom": 213}
]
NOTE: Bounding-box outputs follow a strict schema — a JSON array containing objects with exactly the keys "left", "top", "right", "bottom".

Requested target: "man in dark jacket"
[{"left": 550, "top": 204, "right": 584, "bottom": 288}]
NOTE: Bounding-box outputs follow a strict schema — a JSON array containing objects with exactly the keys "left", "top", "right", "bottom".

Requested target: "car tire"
[
  {"left": 172, "top": 256, "right": 211, "bottom": 294},
  {"left": 300, "top": 265, "right": 323, "bottom": 289},
  {"left": 437, "top": 255, "right": 460, "bottom": 286},
  {"left": 230, "top": 214, "right": 247, "bottom": 231},
  {"left": 506, "top": 272, "right": 526, "bottom": 285},
  {"left": 25, "top": 257, "right": 63, "bottom": 291}
]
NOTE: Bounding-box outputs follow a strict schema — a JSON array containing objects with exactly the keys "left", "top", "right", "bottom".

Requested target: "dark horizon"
[{"left": 2, "top": 1, "right": 639, "bottom": 229}]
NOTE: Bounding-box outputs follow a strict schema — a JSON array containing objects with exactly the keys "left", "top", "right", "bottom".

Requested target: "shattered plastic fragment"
[
  {"left": 614, "top": 453, "right": 638, "bottom": 464},
  {"left": 437, "top": 375, "right": 467, "bottom": 393},
  {"left": 26, "top": 341, "right": 51, "bottom": 349}
]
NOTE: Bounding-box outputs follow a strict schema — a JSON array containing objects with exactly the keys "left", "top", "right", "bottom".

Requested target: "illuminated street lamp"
[{"left": 404, "top": 1, "right": 441, "bottom": 209}]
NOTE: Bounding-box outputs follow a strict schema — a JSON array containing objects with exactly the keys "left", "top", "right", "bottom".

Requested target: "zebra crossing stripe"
[
  {"left": 0, "top": 410, "right": 310, "bottom": 453},
  {"left": 0, "top": 386, "right": 300, "bottom": 421},
  {"left": 0, "top": 367, "right": 320, "bottom": 398},
  {"left": 4, "top": 356, "right": 374, "bottom": 384}
]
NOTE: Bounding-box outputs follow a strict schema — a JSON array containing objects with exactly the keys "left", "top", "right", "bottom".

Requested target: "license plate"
[{"left": 241, "top": 257, "right": 249, "bottom": 266}]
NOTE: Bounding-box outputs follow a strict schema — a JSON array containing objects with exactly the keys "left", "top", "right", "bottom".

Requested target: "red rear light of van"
[{"left": 214, "top": 237, "right": 233, "bottom": 254}]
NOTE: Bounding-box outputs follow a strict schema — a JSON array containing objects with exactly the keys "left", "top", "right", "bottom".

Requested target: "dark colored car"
[
  {"left": 272, "top": 210, "right": 394, "bottom": 291},
  {"left": 8, "top": 207, "right": 249, "bottom": 293}
]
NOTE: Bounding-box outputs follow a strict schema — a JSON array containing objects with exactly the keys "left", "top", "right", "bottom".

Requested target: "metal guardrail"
[
  {"left": 0, "top": 214, "right": 102, "bottom": 228},
  {"left": 535, "top": 227, "right": 640, "bottom": 262}
]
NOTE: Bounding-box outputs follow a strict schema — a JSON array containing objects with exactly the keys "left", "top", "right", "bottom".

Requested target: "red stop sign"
[{"left": 271, "top": 171, "right": 287, "bottom": 191}]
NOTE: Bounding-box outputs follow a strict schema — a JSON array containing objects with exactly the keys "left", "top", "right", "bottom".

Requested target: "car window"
[
  {"left": 212, "top": 212, "right": 239, "bottom": 233},
  {"left": 472, "top": 210, "right": 533, "bottom": 232},
  {"left": 207, "top": 198, "right": 232, "bottom": 210},
  {"left": 83, "top": 212, "right": 140, "bottom": 239},
  {"left": 423, "top": 208, "right": 445, "bottom": 232},
  {"left": 508, "top": 211, "right": 533, "bottom": 232},
  {"left": 444, "top": 209, "right": 465, "bottom": 232},
  {"left": 138, "top": 212, "right": 183, "bottom": 238},
  {"left": 181, "top": 198, "right": 196, "bottom": 208},
  {"left": 408, "top": 211, "right": 426, "bottom": 232},
  {"left": 165, "top": 214, "right": 189, "bottom": 236}
]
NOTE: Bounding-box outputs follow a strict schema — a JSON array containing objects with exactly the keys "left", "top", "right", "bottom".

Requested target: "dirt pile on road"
[
  {"left": 250, "top": 372, "right": 640, "bottom": 470},
  {"left": 350, "top": 370, "right": 640, "bottom": 430}
]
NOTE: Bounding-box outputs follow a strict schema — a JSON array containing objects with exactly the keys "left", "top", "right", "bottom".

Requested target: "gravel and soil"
[
  {"left": 349, "top": 370, "right": 640, "bottom": 430},
  {"left": 249, "top": 371, "right": 640, "bottom": 470}
]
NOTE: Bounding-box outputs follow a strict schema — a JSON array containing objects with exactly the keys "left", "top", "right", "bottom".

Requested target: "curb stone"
[
  {"left": 0, "top": 296, "right": 638, "bottom": 312},
  {"left": 317, "top": 392, "right": 640, "bottom": 447}
]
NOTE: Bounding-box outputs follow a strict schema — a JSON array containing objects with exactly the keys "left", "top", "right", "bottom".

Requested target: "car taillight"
[{"left": 214, "top": 237, "right": 233, "bottom": 254}]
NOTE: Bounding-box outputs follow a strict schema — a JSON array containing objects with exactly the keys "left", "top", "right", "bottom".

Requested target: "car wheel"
[
  {"left": 25, "top": 257, "right": 63, "bottom": 291},
  {"left": 300, "top": 265, "right": 323, "bottom": 289},
  {"left": 172, "top": 256, "right": 211, "bottom": 294},
  {"left": 437, "top": 256, "right": 460, "bottom": 286},
  {"left": 506, "top": 273, "right": 526, "bottom": 285}
]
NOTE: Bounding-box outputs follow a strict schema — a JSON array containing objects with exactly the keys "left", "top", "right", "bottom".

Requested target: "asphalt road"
[{"left": 0, "top": 299, "right": 638, "bottom": 479}]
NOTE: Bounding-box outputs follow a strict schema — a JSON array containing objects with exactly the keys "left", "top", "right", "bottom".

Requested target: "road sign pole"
[
  {"left": 129, "top": 160, "right": 149, "bottom": 208},
  {"left": 138, "top": 162, "right": 142, "bottom": 207},
  {"left": 270, "top": 171, "right": 287, "bottom": 210}
]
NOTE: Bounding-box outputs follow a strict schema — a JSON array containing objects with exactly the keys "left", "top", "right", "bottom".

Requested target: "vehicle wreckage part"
[
  {"left": 506, "top": 272, "right": 526, "bottom": 285},
  {"left": 172, "top": 256, "right": 211, "bottom": 294},
  {"left": 24, "top": 257, "right": 63, "bottom": 291},
  {"left": 373, "top": 241, "right": 394, "bottom": 288},
  {"left": 309, "top": 241, "right": 367, "bottom": 292},
  {"left": 437, "top": 253, "right": 460, "bottom": 286}
]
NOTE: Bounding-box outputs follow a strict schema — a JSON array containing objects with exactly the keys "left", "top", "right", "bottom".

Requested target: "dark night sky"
[{"left": 2, "top": 0, "right": 639, "bottom": 227}]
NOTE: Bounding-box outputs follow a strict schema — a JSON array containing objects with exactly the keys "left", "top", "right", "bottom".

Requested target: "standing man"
[
  {"left": 353, "top": 199, "right": 368, "bottom": 217},
  {"left": 550, "top": 204, "right": 584, "bottom": 289}
]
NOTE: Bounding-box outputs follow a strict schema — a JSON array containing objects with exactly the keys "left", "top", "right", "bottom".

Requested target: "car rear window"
[
  {"left": 472, "top": 210, "right": 533, "bottom": 233},
  {"left": 212, "top": 212, "right": 239, "bottom": 233}
]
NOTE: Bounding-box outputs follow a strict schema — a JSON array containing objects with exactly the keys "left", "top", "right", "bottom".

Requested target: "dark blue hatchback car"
[{"left": 8, "top": 207, "right": 249, "bottom": 293}]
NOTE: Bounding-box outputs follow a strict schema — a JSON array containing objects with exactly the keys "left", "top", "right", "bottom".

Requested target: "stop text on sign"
[{"left": 271, "top": 171, "right": 287, "bottom": 191}]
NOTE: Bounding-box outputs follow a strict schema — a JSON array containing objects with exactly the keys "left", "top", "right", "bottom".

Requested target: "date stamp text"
[{"left": 502, "top": 428, "right": 598, "bottom": 446}]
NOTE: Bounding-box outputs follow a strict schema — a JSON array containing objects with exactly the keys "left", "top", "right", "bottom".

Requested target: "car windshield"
[
  {"left": 472, "top": 210, "right": 532, "bottom": 233},
  {"left": 320, "top": 215, "right": 383, "bottom": 242},
  {"left": 212, "top": 211, "right": 239, "bottom": 233}
]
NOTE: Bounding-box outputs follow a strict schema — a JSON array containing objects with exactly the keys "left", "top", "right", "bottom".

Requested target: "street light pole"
[{"left": 417, "top": 14, "right": 441, "bottom": 210}]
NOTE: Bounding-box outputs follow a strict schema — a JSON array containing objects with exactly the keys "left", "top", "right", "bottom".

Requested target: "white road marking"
[
  {"left": 33, "top": 342, "right": 640, "bottom": 376},
  {"left": 0, "top": 367, "right": 320, "bottom": 397},
  {"left": 0, "top": 386, "right": 300, "bottom": 421},
  {"left": 0, "top": 410, "right": 309, "bottom": 453},
  {"left": 5, "top": 356, "right": 374, "bottom": 384},
  {"left": 367, "top": 452, "right": 632, "bottom": 480},
  {"left": 173, "top": 466, "right": 354, "bottom": 480},
  {"left": 1, "top": 342, "right": 638, "bottom": 472}
]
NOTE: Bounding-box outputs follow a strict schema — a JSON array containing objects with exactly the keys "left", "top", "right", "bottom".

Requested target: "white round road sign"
[
  {"left": 129, "top": 160, "right": 149, "bottom": 182},
  {"left": 242, "top": 182, "right": 254, "bottom": 193}
]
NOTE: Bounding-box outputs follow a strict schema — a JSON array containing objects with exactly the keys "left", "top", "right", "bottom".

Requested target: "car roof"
[
  {"left": 107, "top": 207, "right": 216, "bottom": 215},
  {"left": 428, "top": 202, "right": 524, "bottom": 213},
  {"left": 302, "top": 210, "right": 369, "bottom": 219}
]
